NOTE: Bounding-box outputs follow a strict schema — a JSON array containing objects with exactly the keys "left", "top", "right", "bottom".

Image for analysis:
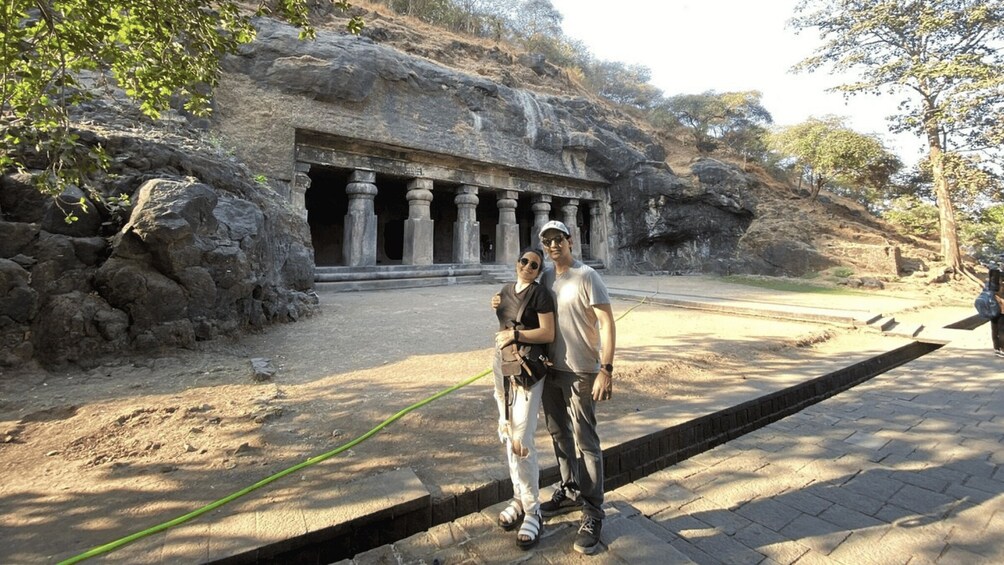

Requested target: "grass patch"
[{"left": 722, "top": 275, "right": 872, "bottom": 295}]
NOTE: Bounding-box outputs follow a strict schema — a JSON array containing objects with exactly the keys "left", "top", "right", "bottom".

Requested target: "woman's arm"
[{"left": 494, "top": 311, "right": 554, "bottom": 349}]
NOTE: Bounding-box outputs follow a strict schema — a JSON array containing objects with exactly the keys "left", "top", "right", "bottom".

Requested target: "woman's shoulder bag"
[{"left": 499, "top": 283, "right": 550, "bottom": 388}]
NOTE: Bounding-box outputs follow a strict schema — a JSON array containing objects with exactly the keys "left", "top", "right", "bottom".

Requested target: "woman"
[{"left": 492, "top": 247, "right": 554, "bottom": 549}]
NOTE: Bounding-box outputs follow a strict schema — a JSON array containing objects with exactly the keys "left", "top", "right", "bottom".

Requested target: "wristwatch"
[{"left": 601, "top": 363, "right": 614, "bottom": 373}]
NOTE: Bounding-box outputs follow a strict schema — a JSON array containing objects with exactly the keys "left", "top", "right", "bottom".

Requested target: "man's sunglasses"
[
  {"left": 541, "top": 236, "right": 566, "bottom": 247},
  {"left": 518, "top": 257, "right": 540, "bottom": 270}
]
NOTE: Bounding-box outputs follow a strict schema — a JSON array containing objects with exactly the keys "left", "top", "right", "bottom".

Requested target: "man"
[{"left": 536, "top": 219, "right": 616, "bottom": 555}]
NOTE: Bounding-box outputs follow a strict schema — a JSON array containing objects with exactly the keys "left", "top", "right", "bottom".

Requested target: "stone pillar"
[
  {"left": 496, "top": 190, "right": 520, "bottom": 265},
  {"left": 403, "top": 178, "right": 434, "bottom": 265},
  {"left": 531, "top": 194, "right": 552, "bottom": 245},
  {"left": 561, "top": 198, "right": 581, "bottom": 258},
  {"left": 342, "top": 169, "right": 378, "bottom": 267},
  {"left": 589, "top": 201, "right": 609, "bottom": 265},
  {"left": 291, "top": 163, "right": 311, "bottom": 220},
  {"left": 453, "top": 185, "right": 480, "bottom": 264}
]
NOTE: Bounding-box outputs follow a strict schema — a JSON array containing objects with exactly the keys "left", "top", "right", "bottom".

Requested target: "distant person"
[
  {"left": 989, "top": 266, "right": 1004, "bottom": 357},
  {"left": 536, "top": 220, "right": 616, "bottom": 556},
  {"left": 491, "top": 247, "right": 554, "bottom": 549}
]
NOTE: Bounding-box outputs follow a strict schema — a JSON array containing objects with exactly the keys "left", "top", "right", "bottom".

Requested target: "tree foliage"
[
  {"left": 769, "top": 116, "right": 902, "bottom": 205},
  {"left": 791, "top": 0, "right": 1004, "bottom": 275},
  {"left": 581, "top": 60, "right": 661, "bottom": 109},
  {"left": 658, "top": 90, "right": 773, "bottom": 155},
  {"left": 1, "top": 0, "right": 361, "bottom": 207}
]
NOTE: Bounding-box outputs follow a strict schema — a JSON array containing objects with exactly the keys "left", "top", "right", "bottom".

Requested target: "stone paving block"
[
  {"left": 455, "top": 510, "right": 495, "bottom": 540},
  {"left": 668, "top": 535, "right": 720, "bottom": 565},
  {"left": 843, "top": 430, "right": 890, "bottom": 450},
  {"left": 755, "top": 539, "right": 813, "bottom": 565},
  {"left": 650, "top": 508, "right": 715, "bottom": 540},
  {"left": 160, "top": 518, "right": 211, "bottom": 564},
  {"left": 427, "top": 521, "right": 469, "bottom": 548},
  {"left": 778, "top": 513, "right": 850, "bottom": 555},
  {"left": 924, "top": 464, "right": 970, "bottom": 485},
  {"left": 962, "top": 473, "right": 1004, "bottom": 495},
  {"left": 840, "top": 471, "right": 906, "bottom": 506},
  {"left": 826, "top": 528, "right": 907, "bottom": 565},
  {"left": 678, "top": 497, "right": 752, "bottom": 536},
  {"left": 818, "top": 502, "right": 887, "bottom": 530},
  {"left": 944, "top": 504, "right": 998, "bottom": 553},
  {"left": 731, "top": 520, "right": 786, "bottom": 548},
  {"left": 609, "top": 482, "right": 645, "bottom": 502},
  {"left": 428, "top": 541, "right": 482, "bottom": 564},
  {"left": 937, "top": 544, "right": 997, "bottom": 564},
  {"left": 353, "top": 543, "right": 398, "bottom": 564},
  {"left": 392, "top": 530, "right": 440, "bottom": 564},
  {"left": 675, "top": 468, "right": 722, "bottom": 493},
  {"left": 892, "top": 484, "right": 959, "bottom": 516},
  {"left": 463, "top": 524, "right": 539, "bottom": 564},
  {"left": 808, "top": 482, "right": 885, "bottom": 516},
  {"left": 872, "top": 502, "right": 956, "bottom": 535},
  {"left": 687, "top": 528, "right": 769, "bottom": 565},
  {"left": 875, "top": 524, "right": 948, "bottom": 561},
  {"left": 776, "top": 489, "right": 833, "bottom": 516},
  {"left": 601, "top": 512, "right": 694, "bottom": 564},
  {"left": 697, "top": 476, "right": 769, "bottom": 509},
  {"left": 945, "top": 457, "right": 997, "bottom": 479},
  {"left": 206, "top": 502, "right": 259, "bottom": 561},
  {"left": 895, "top": 469, "right": 950, "bottom": 493},
  {"left": 735, "top": 498, "right": 801, "bottom": 532}
]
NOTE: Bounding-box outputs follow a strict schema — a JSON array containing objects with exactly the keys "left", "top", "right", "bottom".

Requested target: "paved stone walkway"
[{"left": 347, "top": 323, "right": 1003, "bottom": 564}]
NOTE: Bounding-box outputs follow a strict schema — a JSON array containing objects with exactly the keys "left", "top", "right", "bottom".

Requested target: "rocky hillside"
[
  {"left": 268, "top": 1, "right": 945, "bottom": 279},
  {"left": 0, "top": 4, "right": 947, "bottom": 369}
]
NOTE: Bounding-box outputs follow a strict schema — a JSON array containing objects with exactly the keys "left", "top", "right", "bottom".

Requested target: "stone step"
[
  {"left": 870, "top": 315, "right": 897, "bottom": 331},
  {"left": 315, "top": 266, "right": 484, "bottom": 282},
  {"left": 913, "top": 326, "right": 979, "bottom": 345},
  {"left": 315, "top": 274, "right": 486, "bottom": 292},
  {"left": 885, "top": 321, "right": 924, "bottom": 338}
]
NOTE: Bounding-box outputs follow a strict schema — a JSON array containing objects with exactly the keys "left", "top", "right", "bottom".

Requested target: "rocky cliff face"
[
  {"left": 215, "top": 18, "right": 759, "bottom": 274},
  {"left": 0, "top": 122, "right": 318, "bottom": 368},
  {"left": 1, "top": 15, "right": 883, "bottom": 367}
]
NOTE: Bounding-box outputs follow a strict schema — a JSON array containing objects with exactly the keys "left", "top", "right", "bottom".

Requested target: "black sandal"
[
  {"left": 516, "top": 511, "right": 542, "bottom": 549},
  {"left": 498, "top": 500, "right": 524, "bottom": 531}
]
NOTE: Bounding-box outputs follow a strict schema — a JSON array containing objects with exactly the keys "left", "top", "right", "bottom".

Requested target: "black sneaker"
[
  {"left": 540, "top": 487, "right": 582, "bottom": 517},
  {"left": 573, "top": 515, "right": 602, "bottom": 555},
  {"left": 996, "top": 349, "right": 1004, "bottom": 358}
]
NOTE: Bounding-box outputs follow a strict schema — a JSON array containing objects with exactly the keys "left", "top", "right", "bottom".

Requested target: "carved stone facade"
[{"left": 294, "top": 132, "right": 611, "bottom": 269}]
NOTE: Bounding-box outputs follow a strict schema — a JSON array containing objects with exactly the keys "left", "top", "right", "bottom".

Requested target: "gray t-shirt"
[{"left": 540, "top": 260, "right": 611, "bottom": 373}]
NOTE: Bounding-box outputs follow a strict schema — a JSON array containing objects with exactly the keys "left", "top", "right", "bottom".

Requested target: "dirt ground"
[{"left": 0, "top": 277, "right": 975, "bottom": 562}]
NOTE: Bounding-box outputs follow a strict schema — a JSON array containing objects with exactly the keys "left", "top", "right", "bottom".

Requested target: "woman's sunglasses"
[{"left": 518, "top": 257, "right": 540, "bottom": 270}]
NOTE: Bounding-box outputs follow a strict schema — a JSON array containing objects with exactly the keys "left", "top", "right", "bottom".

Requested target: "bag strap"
[{"left": 510, "top": 282, "right": 535, "bottom": 330}]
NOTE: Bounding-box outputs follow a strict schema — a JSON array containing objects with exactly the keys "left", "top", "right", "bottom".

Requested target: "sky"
[{"left": 548, "top": 0, "right": 927, "bottom": 164}]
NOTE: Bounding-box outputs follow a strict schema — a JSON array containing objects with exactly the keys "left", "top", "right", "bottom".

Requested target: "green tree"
[
  {"left": 791, "top": 0, "right": 1004, "bottom": 277},
  {"left": 769, "top": 116, "right": 902, "bottom": 204},
  {"left": 1, "top": 0, "right": 361, "bottom": 208},
  {"left": 582, "top": 60, "right": 662, "bottom": 109},
  {"left": 882, "top": 194, "right": 940, "bottom": 238},
  {"left": 658, "top": 90, "right": 772, "bottom": 155}
]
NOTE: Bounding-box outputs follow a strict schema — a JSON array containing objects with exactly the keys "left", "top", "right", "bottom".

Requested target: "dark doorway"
[{"left": 305, "top": 167, "right": 349, "bottom": 266}]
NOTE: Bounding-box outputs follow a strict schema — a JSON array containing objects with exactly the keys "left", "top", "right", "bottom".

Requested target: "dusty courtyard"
[{"left": 0, "top": 275, "right": 975, "bottom": 562}]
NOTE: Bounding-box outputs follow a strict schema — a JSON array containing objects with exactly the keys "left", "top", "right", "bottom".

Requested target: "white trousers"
[{"left": 493, "top": 354, "right": 544, "bottom": 515}]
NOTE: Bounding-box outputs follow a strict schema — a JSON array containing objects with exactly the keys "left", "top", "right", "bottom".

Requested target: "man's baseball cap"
[{"left": 538, "top": 220, "right": 571, "bottom": 239}]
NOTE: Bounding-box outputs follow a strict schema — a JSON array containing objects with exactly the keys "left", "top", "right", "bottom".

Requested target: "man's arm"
[{"left": 592, "top": 303, "right": 616, "bottom": 401}]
